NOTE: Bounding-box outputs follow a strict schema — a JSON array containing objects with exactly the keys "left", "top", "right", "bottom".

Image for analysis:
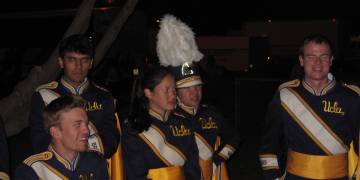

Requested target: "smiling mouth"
[{"left": 80, "top": 137, "right": 88, "bottom": 143}]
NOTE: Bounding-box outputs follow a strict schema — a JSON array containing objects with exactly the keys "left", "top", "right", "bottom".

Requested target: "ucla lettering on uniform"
[
  {"left": 322, "top": 100, "right": 345, "bottom": 115},
  {"left": 200, "top": 117, "right": 218, "bottom": 129},
  {"left": 170, "top": 125, "right": 191, "bottom": 136},
  {"left": 86, "top": 101, "right": 103, "bottom": 111},
  {"left": 90, "top": 142, "right": 98, "bottom": 149},
  {"left": 79, "top": 173, "right": 95, "bottom": 180}
]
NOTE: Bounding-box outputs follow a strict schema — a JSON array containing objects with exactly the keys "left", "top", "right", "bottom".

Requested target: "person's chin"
[{"left": 77, "top": 146, "right": 88, "bottom": 152}]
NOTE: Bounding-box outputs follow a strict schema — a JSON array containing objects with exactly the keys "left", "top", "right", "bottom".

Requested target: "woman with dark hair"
[{"left": 123, "top": 66, "right": 201, "bottom": 180}]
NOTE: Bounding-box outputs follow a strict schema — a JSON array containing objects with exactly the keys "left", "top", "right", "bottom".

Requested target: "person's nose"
[{"left": 75, "top": 60, "right": 83, "bottom": 69}]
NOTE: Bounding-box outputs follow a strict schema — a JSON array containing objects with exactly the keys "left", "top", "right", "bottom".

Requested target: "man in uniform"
[
  {"left": 0, "top": 117, "right": 9, "bottom": 180},
  {"left": 170, "top": 64, "right": 240, "bottom": 180},
  {"left": 15, "top": 95, "right": 109, "bottom": 179},
  {"left": 29, "top": 34, "right": 119, "bottom": 159},
  {"left": 156, "top": 14, "right": 240, "bottom": 180},
  {"left": 259, "top": 34, "right": 360, "bottom": 179}
]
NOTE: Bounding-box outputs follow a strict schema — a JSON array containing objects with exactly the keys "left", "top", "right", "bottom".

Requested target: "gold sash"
[
  {"left": 212, "top": 162, "right": 229, "bottom": 180},
  {"left": 287, "top": 149, "right": 347, "bottom": 179},
  {"left": 147, "top": 166, "right": 185, "bottom": 180},
  {"left": 200, "top": 159, "right": 212, "bottom": 180},
  {"left": 107, "top": 113, "right": 124, "bottom": 180}
]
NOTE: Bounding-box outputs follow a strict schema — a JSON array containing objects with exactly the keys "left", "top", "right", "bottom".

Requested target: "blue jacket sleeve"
[
  {"left": 258, "top": 92, "right": 284, "bottom": 180},
  {"left": 29, "top": 92, "right": 50, "bottom": 153},
  {"left": 122, "top": 130, "right": 148, "bottom": 180},
  {"left": 13, "top": 163, "right": 39, "bottom": 180},
  {"left": 0, "top": 118, "right": 9, "bottom": 180},
  {"left": 91, "top": 94, "right": 120, "bottom": 158}
]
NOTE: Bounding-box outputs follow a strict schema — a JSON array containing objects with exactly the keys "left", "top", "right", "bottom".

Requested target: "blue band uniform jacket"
[
  {"left": 175, "top": 104, "right": 240, "bottom": 180},
  {"left": 259, "top": 78, "right": 360, "bottom": 180},
  {"left": 0, "top": 118, "right": 9, "bottom": 180},
  {"left": 14, "top": 145, "right": 109, "bottom": 180},
  {"left": 122, "top": 110, "right": 201, "bottom": 180},
  {"left": 29, "top": 78, "right": 119, "bottom": 158}
]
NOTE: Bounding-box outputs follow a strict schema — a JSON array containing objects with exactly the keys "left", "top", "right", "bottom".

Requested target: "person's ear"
[
  {"left": 49, "top": 126, "right": 61, "bottom": 139},
  {"left": 89, "top": 59, "right": 93, "bottom": 69},
  {"left": 144, "top": 88, "right": 153, "bottom": 100},
  {"left": 330, "top": 56, "right": 334, "bottom": 66},
  {"left": 58, "top": 57, "right": 64, "bottom": 68},
  {"left": 299, "top": 56, "right": 304, "bottom": 67}
]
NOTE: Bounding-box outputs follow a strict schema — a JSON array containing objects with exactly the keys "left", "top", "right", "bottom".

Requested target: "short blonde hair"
[{"left": 43, "top": 95, "right": 86, "bottom": 132}]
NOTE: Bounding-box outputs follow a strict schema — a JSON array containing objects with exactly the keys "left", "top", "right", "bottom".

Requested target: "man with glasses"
[
  {"left": 29, "top": 34, "right": 119, "bottom": 159},
  {"left": 259, "top": 34, "right": 360, "bottom": 179}
]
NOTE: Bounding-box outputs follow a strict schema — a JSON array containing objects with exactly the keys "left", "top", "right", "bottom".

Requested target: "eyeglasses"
[{"left": 304, "top": 54, "right": 332, "bottom": 62}]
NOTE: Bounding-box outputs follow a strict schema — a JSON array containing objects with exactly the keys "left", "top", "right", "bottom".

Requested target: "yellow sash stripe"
[
  {"left": 348, "top": 142, "right": 358, "bottom": 177},
  {"left": 287, "top": 149, "right": 347, "bottom": 179},
  {"left": 200, "top": 159, "right": 213, "bottom": 180},
  {"left": 147, "top": 166, "right": 185, "bottom": 180},
  {"left": 212, "top": 162, "right": 229, "bottom": 180},
  {"left": 107, "top": 112, "right": 125, "bottom": 180}
]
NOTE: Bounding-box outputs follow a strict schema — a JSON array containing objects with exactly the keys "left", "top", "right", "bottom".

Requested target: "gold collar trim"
[
  {"left": 149, "top": 109, "right": 170, "bottom": 122},
  {"left": 302, "top": 74, "right": 336, "bottom": 96},
  {"left": 49, "top": 145, "right": 79, "bottom": 171},
  {"left": 60, "top": 77, "right": 89, "bottom": 95}
]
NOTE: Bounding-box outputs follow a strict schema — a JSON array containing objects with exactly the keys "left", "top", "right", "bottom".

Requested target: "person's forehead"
[
  {"left": 178, "top": 85, "right": 202, "bottom": 91},
  {"left": 59, "top": 108, "right": 87, "bottom": 123},
  {"left": 63, "top": 51, "right": 90, "bottom": 58},
  {"left": 303, "top": 42, "right": 331, "bottom": 52}
]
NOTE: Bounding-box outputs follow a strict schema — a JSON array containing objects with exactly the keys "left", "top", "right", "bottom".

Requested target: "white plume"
[{"left": 157, "top": 14, "right": 203, "bottom": 67}]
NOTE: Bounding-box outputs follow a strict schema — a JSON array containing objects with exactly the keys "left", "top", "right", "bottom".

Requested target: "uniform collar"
[
  {"left": 60, "top": 77, "right": 89, "bottom": 95},
  {"left": 149, "top": 109, "right": 170, "bottom": 122},
  {"left": 177, "top": 98, "right": 197, "bottom": 115},
  {"left": 302, "top": 73, "right": 336, "bottom": 96},
  {"left": 49, "top": 145, "right": 80, "bottom": 171}
]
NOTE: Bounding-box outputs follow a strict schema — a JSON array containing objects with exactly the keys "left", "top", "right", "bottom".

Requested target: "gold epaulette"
[
  {"left": 23, "top": 151, "right": 53, "bottom": 166},
  {"left": 278, "top": 79, "right": 300, "bottom": 90},
  {"left": 343, "top": 83, "right": 360, "bottom": 96},
  {"left": 35, "top": 81, "right": 58, "bottom": 92},
  {"left": 173, "top": 112, "right": 186, "bottom": 118},
  {"left": 0, "top": 172, "right": 9, "bottom": 180},
  {"left": 94, "top": 83, "right": 110, "bottom": 92}
]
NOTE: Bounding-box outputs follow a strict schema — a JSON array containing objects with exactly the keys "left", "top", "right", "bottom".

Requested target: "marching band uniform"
[
  {"left": 175, "top": 103, "right": 240, "bottom": 180},
  {"left": 259, "top": 75, "right": 360, "bottom": 180},
  {"left": 154, "top": 14, "right": 239, "bottom": 179},
  {"left": 29, "top": 77, "right": 119, "bottom": 158},
  {"left": 123, "top": 110, "right": 201, "bottom": 180},
  {"left": 0, "top": 118, "right": 9, "bottom": 180},
  {"left": 14, "top": 145, "right": 109, "bottom": 179}
]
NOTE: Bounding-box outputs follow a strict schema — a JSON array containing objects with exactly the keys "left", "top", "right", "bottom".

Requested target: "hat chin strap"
[{"left": 177, "top": 97, "right": 198, "bottom": 115}]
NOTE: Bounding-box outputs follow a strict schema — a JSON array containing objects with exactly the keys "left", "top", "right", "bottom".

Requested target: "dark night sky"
[
  {"left": 1, "top": 0, "right": 360, "bottom": 46},
  {"left": 3, "top": 0, "right": 360, "bottom": 26}
]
